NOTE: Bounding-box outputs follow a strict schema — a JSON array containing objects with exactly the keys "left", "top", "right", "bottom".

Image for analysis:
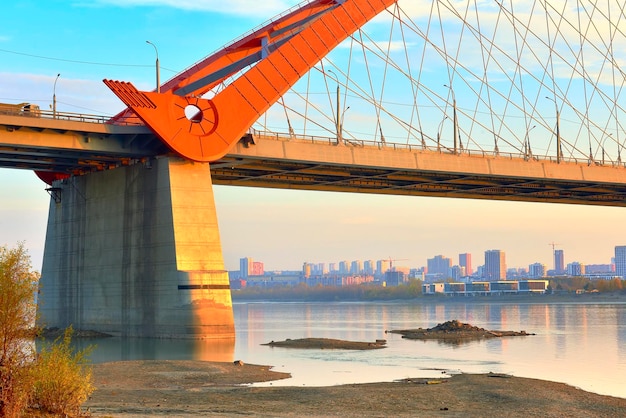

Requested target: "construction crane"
[
  {"left": 549, "top": 242, "right": 561, "bottom": 252},
  {"left": 388, "top": 257, "right": 409, "bottom": 271}
]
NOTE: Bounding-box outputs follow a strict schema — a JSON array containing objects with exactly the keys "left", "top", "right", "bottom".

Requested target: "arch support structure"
[{"left": 105, "top": 0, "right": 398, "bottom": 162}]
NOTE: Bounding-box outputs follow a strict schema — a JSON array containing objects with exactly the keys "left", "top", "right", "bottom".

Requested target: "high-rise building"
[
  {"left": 350, "top": 260, "right": 362, "bottom": 275},
  {"left": 528, "top": 262, "right": 546, "bottom": 278},
  {"left": 615, "top": 246, "right": 626, "bottom": 278},
  {"left": 484, "top": 250, "right": 506, "bottom": 281},
  {"left": 427, "top": 255, "right": 451, "bottom": 278},
  {"left": 252, "top": 261, "right": 264, "bottom": 276},
  {"left": 364, "top": 260, "right": 375, "bottom": 275},
  {"left": 339, "top": 260, "right": 349, "bottom": 274},
  {"left": 376, "top": 259, "right": 391, "bottom": 275},
  {"left": 554, "top": 249, "right": 565, "bottom": 274},
  {"left": 459, "top": 253, "right": 472, "bottom": 276},
  {"left": 240, "top": 257, "right": 253, "bottom": 278},
  {"left": 567, "top": 262, "right": 585, "bottom": 276}
]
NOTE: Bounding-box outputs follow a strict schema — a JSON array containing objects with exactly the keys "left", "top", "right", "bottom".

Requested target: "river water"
[{"left": 79, "top": 300, "right": 626, "bottom": 399}]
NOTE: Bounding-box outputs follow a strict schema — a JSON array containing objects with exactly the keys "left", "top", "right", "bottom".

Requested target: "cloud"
[{"left": 92, "top": 0, "right": 300, "bottom": 17}]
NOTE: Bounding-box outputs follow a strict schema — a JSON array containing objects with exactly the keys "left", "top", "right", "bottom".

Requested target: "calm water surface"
[{"left": 80, "top": 301, "right": 626, "bottom": 398}]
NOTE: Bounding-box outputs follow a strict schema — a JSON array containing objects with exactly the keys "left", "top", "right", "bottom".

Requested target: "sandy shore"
[{"left": 84, "top": 360, "right": 626, "bottom": 417}]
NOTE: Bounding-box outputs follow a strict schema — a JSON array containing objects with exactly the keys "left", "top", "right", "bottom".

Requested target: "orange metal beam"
[{"left": 105, "top": 0, "right": 398, "bottom": 162}]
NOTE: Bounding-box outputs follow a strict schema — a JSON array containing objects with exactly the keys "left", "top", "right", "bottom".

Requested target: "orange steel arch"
[{"left": 105, "top": 0, "right": 398, "bottom": 162}]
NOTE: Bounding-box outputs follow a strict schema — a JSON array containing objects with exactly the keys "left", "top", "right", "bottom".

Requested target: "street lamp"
[
  {"left": 340, "top": 106, "right": 350, "bottom": 142},
  {"left": 545, "top": 96, "right": 561, "bottom": 163},
  {"left": 327, "top": 70, "right": 343, "bottom": 145},
  {"left": 437, "top": 116, "right": 448, "bottom": 152},
  {"left": 444, "top": 84, "right": 458, "bottom": 154},
  {"left": 53, "top": 73, "right": 60, "bottom": 118},
  {"left": 146, "top": 41, "right": 160, "bottom": 93},
  {"left": 601, "top": 133, "right": 612, "bottom": 165},
  {"left": 524, "top": 125, "right": 536, "bottom": 160}
]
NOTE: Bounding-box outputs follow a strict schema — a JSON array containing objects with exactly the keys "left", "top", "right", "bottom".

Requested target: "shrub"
[
  {"left": 0, "top": 242, "right": 39, "bottom": 417},
  {"left": 29, "top": 327, "right": 94, "bottom": 417}
]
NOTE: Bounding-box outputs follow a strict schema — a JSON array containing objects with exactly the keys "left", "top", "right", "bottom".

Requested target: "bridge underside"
[
  {"left": 2, "top": 115, "right": 625, "bottom": 206},
  {"left": 213, "top": 134, "right": 626, "bottom": 207}
]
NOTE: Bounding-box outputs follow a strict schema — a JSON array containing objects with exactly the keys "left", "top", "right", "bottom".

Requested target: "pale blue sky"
[{"left": 1, "top": 0, "right": 624, "bottom": 272}]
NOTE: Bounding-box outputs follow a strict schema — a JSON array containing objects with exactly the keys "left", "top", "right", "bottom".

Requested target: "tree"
[
  {"left": 0, "top": 242, "right": 94, "bottom": 417},
  {"left": 0, "top": 242, "right": 39, "bottom": 417}
]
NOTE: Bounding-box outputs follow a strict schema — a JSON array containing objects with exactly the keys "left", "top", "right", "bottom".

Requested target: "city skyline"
[
  {"left": 1, "top": 1, "right": 626, "bottom": 273},
  {"left": 236, "top": 242, "right": 619, "bottom": 276}
]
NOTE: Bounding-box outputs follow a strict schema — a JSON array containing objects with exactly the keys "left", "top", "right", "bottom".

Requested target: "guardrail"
[
  {"left": 250, "top": 128, "right": 626, "bottom": 169},
  {"left": 0, "top": 107, "right": 143, "bottom": 126}
]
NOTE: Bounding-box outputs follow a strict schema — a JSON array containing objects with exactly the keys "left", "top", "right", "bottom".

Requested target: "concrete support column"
[{"left": 37, "top": 157, "right": 235, "bottom": 339}]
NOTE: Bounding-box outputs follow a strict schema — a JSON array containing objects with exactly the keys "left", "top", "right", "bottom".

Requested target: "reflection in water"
[
  {"left": 72, "top": 337, "right": 235, "bottom": 363},
  {"left": 70, "top": 301, "right": 626, "bottom": 399}
]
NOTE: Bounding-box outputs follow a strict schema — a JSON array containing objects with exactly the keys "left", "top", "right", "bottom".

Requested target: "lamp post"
[
  {"left": 524, "top": 125, "right": 536, "bottom": 160},
  {"left": 146, "top": 41, "right": 160, "bottom": 93},
  {"left": 545, "top": 96, "right": 561, "bottom": 163},
  {"left": 437, "top": 116, "right": 448, "bottom": 152},
  {"left": 53, "top": 73, "right": 60, "bottom": 118},
  {"left": 327, "top": 70, "right": 342, "bottom": 145},
  {"left": 601, "top": 133, "right": 612, "bottom": 165},
  {"left": 444, "top": 84, "right": 458, "bottom": 154},
  {"left": 340, "top": 106, "right": 350, "bottom": 142}
]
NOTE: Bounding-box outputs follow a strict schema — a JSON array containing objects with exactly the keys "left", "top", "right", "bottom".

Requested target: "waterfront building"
[
  {"left": 450, "top": 265, "right": 463, "bottom": 280},
  {"left": 376, "top": 259, "right": 391, "bottom": 275},
  {"left": 459, "top": 253, "right": 472, "bottom": 275},
  {"left": 554, "top": 249, "right": 565, "bottom": 274},
  {"left": 240, "top": 257, "right": 253, "bottom": 278},
  {"left": 339, "top": 260, "right": 349, "bottom": 274},
  {"left": 484, "top": 250, "right": 506, "bottom": 281},
  {"left": 528, "top": 262, "right": 546, "bottom": 278},
  {"left": 567, "top": 262, "right": 585, "bottom": 276},
  {"left": 252, "top": 261, "right": 264, "bottom": 276},
  {"left": 427, "top": 255, "right": 451, "bottom": 278},
  {"left": 615, "top": 246, "right": 626, "bottom": 278},
  {"left": 350, "top": 260, "right": 362, "bottom": 275}
]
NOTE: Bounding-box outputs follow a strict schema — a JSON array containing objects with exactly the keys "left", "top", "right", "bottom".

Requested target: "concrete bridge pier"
[{"left": 37, "top": 157, "right": 235, "bottom": 339}]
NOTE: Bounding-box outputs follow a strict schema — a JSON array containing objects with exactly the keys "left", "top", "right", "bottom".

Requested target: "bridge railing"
[
  {"left": 0, "top": 106, "right": 142, "bottom": 126},
  {"left": 250, "top": 128, "right": 626, "bottom": 169}
]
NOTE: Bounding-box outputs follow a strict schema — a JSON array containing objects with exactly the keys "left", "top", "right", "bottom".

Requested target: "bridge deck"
[
  {"left": 215, "top": 133, "right": 626, "bottom": 207},
  {"left": 1, "top": 112, "right": 625, "bottom": 206}
]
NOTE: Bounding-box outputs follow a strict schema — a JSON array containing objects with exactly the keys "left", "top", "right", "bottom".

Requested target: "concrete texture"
[{"left": 37, "top": 157, "right": 235, "bottom": 339}]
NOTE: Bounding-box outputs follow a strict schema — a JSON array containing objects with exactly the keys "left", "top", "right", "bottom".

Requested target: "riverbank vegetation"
[
  {"left": 0, "top": 243, "right": 93, "bottom": 417},
  {"left": 232, "top": 276, "right": 626, "bottom": 302}
]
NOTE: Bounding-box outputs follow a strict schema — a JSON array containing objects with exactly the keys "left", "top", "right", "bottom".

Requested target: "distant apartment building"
[
  {"left": 252, "top": 261, "right": 264, "bottom": 276},
  {"left": 567, "top": 262, "right": 585, "bottom": 276},
  {"left": 585, "top": 264, "right": 612, "bottom": 274},
  {"left": 554, "top": 249, "right": 565, "bottom": 274},
  {"left": 302, "top": 262, "right": 312, "bottom": 278},
  {"left": 339, "top": 260, "right": 349, "bottom": 274},
  {"left": 459, "top": 253, "right": 472, "bottom": 276},
  {"left": 614, "top": 246, "right": 626, "bottom": 278},
  {"left": 528, "top": 262, "right": 546, "bottom": 278},
  {"left": 450, "top": 265, "right": 463, "bottom": 280},
  {"left": 376, "top": 259, "right": 391, "bottom": 275},
  {"left": 240, "top": 257, "right": 253, "bottom": 278},
  {"left": 427, "top": 255, "right": 451, "bottom": 278},
  {"left": 364, "top": 260, "right": 375, "bottom": 275},
  {"left": 350, "top": 260, "right": 362, "bottom": 275},
  {"left": 484, "top": 250, "right": 506, "bottom": 281}
]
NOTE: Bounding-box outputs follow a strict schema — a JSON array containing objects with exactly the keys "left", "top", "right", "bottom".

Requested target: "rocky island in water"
[{"left": 387, "top": 319, "right": 534, "bottom": 343}]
